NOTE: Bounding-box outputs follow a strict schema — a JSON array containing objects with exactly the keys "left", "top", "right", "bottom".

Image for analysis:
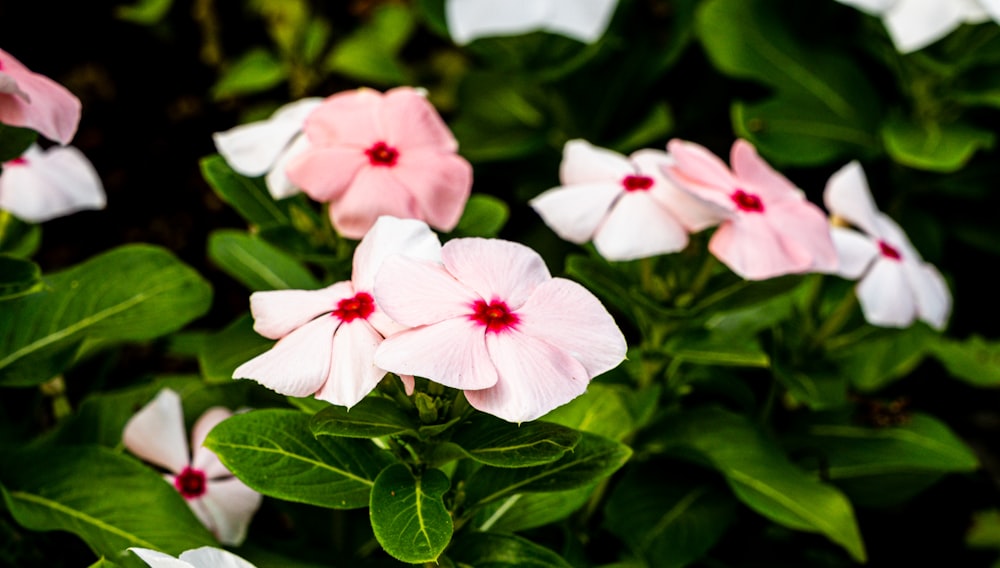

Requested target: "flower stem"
[{"left": 810, "top": 289, "right": 858, "bottom": 351}]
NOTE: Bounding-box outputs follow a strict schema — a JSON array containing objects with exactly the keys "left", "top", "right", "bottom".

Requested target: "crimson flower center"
[
  {"left": 174, "top": 467, "right": 207, "bottom": 499},
  {"left": 332, "top": 292, "right": 375, "bottom": 323},
  {"left": 622, "top": 175, "right": 654, "bottom": 192},
  {"left": 879, "top": 240, "right": 902, "bottom": 261},
  {"left": 5, "top": 156, "right": 27, "bottom": 166},
  {"left": 365, "top": 141, "right": 399, "bottom": 167},
  {"left": 731, "top": 189, "right": 764, "bottom": 213},
  {"left": 470, "top": 299, "right": 519, "bottom": 333}
]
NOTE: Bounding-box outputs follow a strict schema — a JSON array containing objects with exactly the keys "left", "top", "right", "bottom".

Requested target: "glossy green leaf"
[
  {"left": 208, "top": 229, "right": 320, "bottom": 291},
  {"left": 369, "top": 464, "right": 452, "bottom": 564},
  {"left": 882, "top": 116, "right": 994, "bottom": 172},
  {"left": 453, "top": 194, "right": 510, "bottom": 238},
  {"left": 205, "top": 409, "right": 394, "bottom": 509},
  {"left": 198, "top": 313, "right": 272, "bottom": 384},
  {"left": 664, "top": 330, "right": 770, "bottom": 368},
  {"left": 200, "top": 155, "right": 289, "bottom": 227},
  {"left": 474, "top": 486, "right": 594, "bottom": 533},
  {"left": 447, "top": 532, "right": 572, "bottom": 568},
  {"left": 930, "top": 335, "right": 1000, "bottom": 387},
  {"left": 115, "top": 0, "right": 173, "bottom": 25},
  {"left": 0, "top": 124, "right": 37, "bottom": 162},
  {"left": 829, "top": 325, "right": 933, "bottom": 392},
  {"left": 0, "top": 245, "right": 212, "bottom": 387},
  {"left": 212, "top": 48, "right": 288, "bottom": 99},
  {"left": 0, "top": 254, "right": 43, "bottom": 300},
  {"left": 449, "top": 414, "right": 580, "bottom": 467},
  {"left": 326, "top": 3, "right": 415, "bottom": 85},
  {"left": 310, "top": 396, "right": 419, "bottom": 439},
  {"left": 542, "top": 382, "right": 642, "bottom": 442}
]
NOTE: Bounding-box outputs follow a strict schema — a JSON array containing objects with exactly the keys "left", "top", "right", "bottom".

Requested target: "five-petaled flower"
[
  {"left": 0, "top": 143, "right": 105, "bottom": 222},
  {"left": 287, "top": 87, "right": 473, "bottom": 239},
  {"left": 823, "top": 161, "right": 951, "bottom": 329},
  {"left": 233, "top": 216, "right": 442, "bottom": 407},
  {"left": 530, "top": 139, "right": 718, "bottom": 261},
  {"left": 664, "top": 138, "right": 839, "bottom": 280},
  {"left": 129, "top": 546, "right": 257, "bottom": 568},
  {"left": 834, "top": 0, "right": 1000, "bottom": 53},
  {"left": 0, "top": 47, "right": 81, "bottom": 144},
  {"left": 445, "top": 0, "right": 620, "bottom": 45},
  {"left": 123, "top": 389, "right": 261, "bottom": 546},
  {"left": 373, "top": 237, "right": 627, "bottom": 423}
]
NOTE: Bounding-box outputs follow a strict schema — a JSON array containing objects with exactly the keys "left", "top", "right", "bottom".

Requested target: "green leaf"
[
  {"left": 0, "top": 445, "right": 215, "bottom": 561},
  {"left": 310, "top": 396, "right": 419, "bottom": 439},
  {"left": 115, "top": 0, "right": 173, "bottom": 25},
  {"left": 449, "top": 414, "right": 581, "bottom": 468},
  {"left": 474, "top": 486, "right": 594, "bottom": 533},
  {"left": 0, "top": 124, "right": 37, "bottom": 162},
  {"left": 205, "top": 409, "right": 394, "bottom": 509},
  {"left": 882, "top": 116, "right": 995, "bottom": 172},
  {"left": 198, "top": 313, "right": 273, "bottom": 385},
  {"left": 929, "top": 335, "right": 1000, "bottom": 387},
  {"left": 542, "top": 382, "right": 642, "bottom": 442},
  {"left": 212, "top": 48, "right": 288, "bottom": 100},
  {"left": 326, "top": 4, "right": 415, "bottom": 85},
  {"left": 611, "top": 103, "right": 674, "bottom": 153},
  {"left": 0, "top": 254, "right": 43, "bottom": 300},
  {"left": 453, "top": 194, "right": 510, "bottom": 238},
  {"left": 465, "top": 432, "right": 631, "bottom": 507},
  {"left": 369, "top": 464, "right": 452, "bottom": 564},
  {"left": 0, "top": 245, "right": 212, "bottom": 387},
  {"left": 200, "top": 154, "right": 290, "bottom": 227},
  {"left": 829, "top": 325, "right": 933, "bottom": 392},
  {"left": 0, "top": 210, "right": 41, "bottom": 257},
  {"left": 447, "top": 532, "right": 572, "bottom": 568},
  {"left": 208, "top": 229, "right": 320, "bottom": 291},
  {"left": 664, "top": 329, "right": 770, "bottom": 368},
  {"left": 651, "top": 407, "right": 865, "bottom": 562}
]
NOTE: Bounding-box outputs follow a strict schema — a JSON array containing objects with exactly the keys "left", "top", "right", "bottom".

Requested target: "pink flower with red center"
[
  {"left": 0, "top": 48, "right": 81, "bottom": 144},
  {"left": 373, "top": 237, "right": 627, "bottom": 423},
  {"left": 286, "top": 87, "right": 473, "bottom": 239},
  {"left": 529, "top": 139, "right": 719, "bottom": 261},
  {"left": 122, "top": 389, "right": 261, "bottom": 546},
  {"left": 0, "top": 144, "right": 105, "bottom": 222},
  {"left": 823, "top": 161, "right": 951, "bottom": 329},
  {"left": 663, "top": 138, "right": 839, "bottom": 280},
  {"left": 233, "top": 216, "right": 443, "bottom": 407}
]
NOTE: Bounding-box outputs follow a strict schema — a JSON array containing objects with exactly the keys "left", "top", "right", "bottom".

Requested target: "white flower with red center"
[
  {"left": 445, "top": 0, "right": 620, "bottom": 45},
  {"left": 529, "top": 139, "right": 719, "bottom": 261},
  {"left": 122, "top": 389, "right": 261, "bottom": 546},
  {"left": 286, "top": 87, "right": 473, "bottom": 239},
  {"left": 373, "top": 237, "right": 627, "bottom": 423},
  {"left": 130, "top": 546, "right": 256, "bottom": 568},
  {"left": 0, "top": 143, "right": 105, "bottom": 222},
  {"left": 834, "top": 0, "right": 999, "bottom": 53},
  {"left": 663, "top": 138, "right": 839, "bottom": 280},
  {"left": 212, "top": 97, "right": 322, "bottom": 199},
  {"left": 823, "top": 161, "right": 951, "bottom": 329},
  {"left": 233, "top": 216, "right": 442, "bottom": 407},
  {"left": 0, "top": 48, "right": 81, "bottom": 144}
]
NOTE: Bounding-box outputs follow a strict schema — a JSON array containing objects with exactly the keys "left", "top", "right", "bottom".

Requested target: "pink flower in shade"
[
  {"left": 663, "top": 138, "right": 839, "bottom": 280},
  {"left": 373, "top": 238, "right": 627, "bottom": 423},
  {"left": 232, "top": 216, "right": 443, "bottom": 407},
  {"left": 286, "top": 87, "right": 473, "bottom": 239},
  {"left": 0, "top": 48, "right": 81, "bottom": 144},
  {"left": 122, "top": 389, "right": 262, "bottom": 546},
  {"left": 529, "top": 139, "right": 719, "bottom": 261},
  {"left": 0, "top": 144, "right": 105, "bottom": 222},
  {"left": 824, "top": 161, "right": 951, "bottom": 330}
]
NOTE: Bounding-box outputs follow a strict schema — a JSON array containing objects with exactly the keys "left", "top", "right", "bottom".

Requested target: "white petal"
[
  {"left": 830, "top": 226, "right": 879, "bottom": 279},
  {"left": 907, "top": 261, "right": 951, "bottom": 330},
  {"left": 833, "top": 0, "right": 895, "bottom": 15},
  {"left": 128, "top": 548, "right": 194, "bottom": 568},
  {"left": 559, "top": 139, "right": 634, "bottom": 185},
  {"left": 374, "top": 317, "right": 499, "bottom": 390},
  {"left": 190, "top": 407, "right": 235, "bottom": 479},
  {"left": 123, "top": 389, "right": 190, "bottom": 475},
  {"left": 233, "top": 315, "right": 339, "bottom": 397},
  {"left": 441, "top": 238, "right": 552, "bottom": 309},
  {"left": 979, "top": 0, "right": 1000, "bottom": 22},
  {"left": 592, "top": 190, "right": 689, "bottom": 260},
  {"left": 248, "top": 281, "right": 352, "bottom": 339},
  {"left": 856, "top": 259, "right": 916, "bottom": 328},
  {"left": 0, "top": 144, "right": 105, "bottom": 223},
  {"left": 631, "top": 149, "right": 723, "bottom": 231},
  {"left": 529, "top": 183, "right": 621, "bottom": 244},
  {"left": 545, "top": 0, "right": 619, "bottom": 43},
  {"left": 823, "top": 161, "right": 882, "bottom": 237},
  {"left": 351, "top": 215, "right": 442, "bottom": 291},
  {"left": 446, "top": 0, "right": 555, "bottom": 44},
  {"left": 883, "top": 0, "right": 968, "bottom": 52},
  {"left": 263, "top": 133, "right": 309, "bottom": 199},
  {"left": 313, "top": 320, "right": 386, "bottom": 408},
  {"left": 374, "top": 256, "right": 479, "bottom": 327},
  {"left": 178, "top": 547, "right": 258, "bottom": 568},
  {"left": 196, "top": 478, "right": 263, "bottom": 546},
  {"left": 213, "top": 98, "right": 323, "bottom": 176}
]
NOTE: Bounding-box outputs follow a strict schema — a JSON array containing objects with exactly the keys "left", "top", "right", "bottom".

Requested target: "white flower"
[
  {"left": 445, "top": 0, "right": 619, "bottom": 45},
  {"left": 835, "top": 0, "right": 1000, "bottom": 53},
  {"left": 824, "top": 161, "right": 951, "bottom": 329},
  {"left": 0, "top": 143, "right": 104, "bottom": 222},
  {"left": 129, "top": 546, "right": 256, "bottom": 568},
  {"left": 212, "top": 97, "right": 322, "bottom": 199}
]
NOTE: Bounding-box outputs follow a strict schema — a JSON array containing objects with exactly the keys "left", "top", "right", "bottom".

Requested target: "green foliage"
[
  {"left": 448, "top": 414, "right": 581, "bottom": 467},
  {"left": 369, "top": 464, "right": 452, "bottom": 563},
  {"left": 447, "top": 532, "right": 572, "bottom": 568},
  {"left": 311, "top": 396, "right": 420, "bottom": 439},
  {"left": 0, "top": 254, "right": 43, "bottom": 300},
  {"left": 325, "top": 3, "right": 416, "bottom": 86},
  {"left": 930, "top": 335, "right": 1000, "bottom": 387},
  {"left": 208, "top": 229, "right": 320, "bottom": 291}
]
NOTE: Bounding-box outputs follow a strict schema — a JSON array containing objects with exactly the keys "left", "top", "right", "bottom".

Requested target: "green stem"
[
  {"left": 0, "top": 210, "right": 12, "bottom": 248},
  {"left": 810, "top": 290, "right": 858, "bottom": 351}
]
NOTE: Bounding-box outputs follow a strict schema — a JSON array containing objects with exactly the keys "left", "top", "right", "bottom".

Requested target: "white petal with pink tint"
[
  {"left": 910, "top": 262, "right": 951, "bottom": 330},
  {"left": 708, "top": 214, "right": 798, "bottom": 280},
  {"left": 264, "top": 133, "right": 310, "bottom": 199},
  {"left": 314, "top": 320, "right": 386, "bottom": 408},
  {"left": 0, "top": 144, "right": 105, "bottom": 223},
  {"left": 856, "top": 259, "right": 915, "bottom": 328},
  {"left": 376, "top": 256, "right": 481, "bottom": 326},
  {"left": 381, "top": 87, "right": 459, "bottom": 151},
  {"left": 249, "top": 282, "right": 352, "bottom": 339},
  {"left": 593, "top": 190, "right": 689, "bottom": 260},
  {"left": 197, "top": 477, "right": 263, "bottom": 546},
  {"left": 730, "top": 139, "right": 802, "bottom": 203},
  {"left": 352, "top": 216, "right": 443, "bottom": 290},
  {"left": 824, "top": 161, "right": 882, "bottom": 237},
  {"left": 830, "top": 226, "right": 879, "bottom": 279},
  {"left": 190, "top": 407, "right": 234, "bottom": 480},
  {"left": 441, "top": 238, "right": 551, "bottom": 309},
  {"left": 0, "top": 48, "right": 81, "bottom": 144},
  {"left": 129, "top": 548, "right": 197, "bottom": 568},
  {"left": 123, "top": 389, "right": 190, "bottom": 474},
  {"left": 233, "top": 316, "right": 339, "bottom": 397},
  {"left": 213, "top": 98, "right": 322, "bottom": 177},
  {"left": 375, "top": 317, "right": 500, "bottom": 390},
  {"left": 631, "top": 149, "right": 722, "bottom": 231},
  {"left": 179, "top": 547, "right": 258, "bottom": 568},
  {"left": 445, "top": 0, "right": 618, "bottom": 44},
  {"left": 559, "top": 139, "right": 633, "bottom": 185},
  {"left": 529, "top": 182, "right": 621, "bottom": 244},
  {"left": 391, "top": 149, "right": 472, "bottom": 232},
  {"left": 329, "top": 167, "right": 419, "bottom": 239}
]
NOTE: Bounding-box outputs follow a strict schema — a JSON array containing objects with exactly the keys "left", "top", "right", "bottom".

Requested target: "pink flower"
[
  {"left": 664, "top": 138, "right": 839, "bottom": 280},
  {"left": 0, "top": 144, "right": 105, "bottom": 222},
  {"left": 373, "top": 237, "right": 627, "bottom": 423},
  {"left": 529, "top": 139, "right": 719, "bottom": 261},
  {"left": 0, "top": 48, "right": 81, "bottom": 144},
  {"left": 233, "top": 216, "right": 442, "bottom": 407},
  {"left": 287, "top": 87, "right": 473, "bottom": 239},
  {"left": 123, "top": 389, "right": 261, "bottom": 546},
  {"left": 824, "top": 161, "right": 951, "bottom": 329}
]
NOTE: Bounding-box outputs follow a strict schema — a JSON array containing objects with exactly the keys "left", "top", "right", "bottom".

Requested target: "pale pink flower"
[
  {"left": 373, "top": 237, "right": 627, "bottom": 423},
  {"left": 233, "top": 216, "right": 442, "bottom": 407},
  {"left": 287, "top": 87, "right": 473, "bottom": 239},
  {"left": 122, "top": 389, "right": 261, "bottom": 546},
  {"left": 445, "top": 0, "right": 620, "bottom": 45},
  {"left": 529, "top": 139, "right": 719, "bottom": 261},
  {"left": 0, "top": 144, "right": 105, "bottom": 222},
  {"left": 824, "top": 161, "right": 951, "bottom": 329},
  {"left": 130, "top": 546, "right": 257, "bottom": 568},
  {"left": 212, "top": 97, "right": 322, "bottom": 199},
  {"left": 663, "top": 138, "right": 839, "bottom": 280},
  {"left": 0, "top": 48, "right": 81, "bottom": 144}
]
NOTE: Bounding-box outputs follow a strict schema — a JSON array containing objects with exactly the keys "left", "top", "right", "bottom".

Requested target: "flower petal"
[
  {"left": 303, "top": 88, "right": 383, "bottom": 147},
  {"left": 907, "top": 261, "right": 951, "bottom": 330},
  {"left": 830, "top": 226, "right": 879, "bottom": 279},
  {"left": 264, "top": 133, "right": 310, "bottom": 199},
  {"left": 374, "top": 256, "right": 480, "bottom": 326},
  {"left": 381, "top": 87, "right": 459, "bottom": 151},
  {"left": 329, "top": 167, "right": 421, "bottom": 239},
  {"left": 248, "top": 281, "right": 353, "bottom": 340},
  {"left": 529, "top": 182, "right": 621, "bottom": 244},
  {"left": 559, "top": 139, "right": 634, "bottom": 185},
  {"left": 233, "top": 315, "right": 339, "bottom": 397},
  {"left": 374, "top": 317, "right": 499, "bottom": 390},
  {"left": 178, "top": 547, "right": 258, "bottom": 568},
  {"left": 351, "top": 215, "right": 443, "bottom": 291},
  {"left": 883, "top": 0, "right": 970, "bottom": 53},
  {"left": 123, "top": 389, "right": 190, "bottom": 475},
  {"left": 593, "top": 190, "right": 689, "bottom": 260},
  {"left": 212, "top": 97, "right": 322, "bottom": 177},
  {"left": 128, "top": 548, "right": 194, "bottom": 568},
  {"left": 190, "top": 407, "right": 235, "bottom": 479},
  {"left": 390, "top": 148, "right": 472, "bottom": 232},
  {"left": 286, "top": 146, "right": 368, "bottom": 203},
  {"left": 663, "top": 139, "right": 738, "bottom": 211},
  {"left": 823, "top": 161, "right": 882, "bottom": 238},
  {"left": 767, "top": 198, "right": 839, "bottom": 273},
  {"left": 198, "top": 477, "right": 263, "bottom": 546},
  {"left": 631, "top": 149, "right": 723, "bottom": 231},
  {"left": 856, "top": 259, "right": 916, "bottom": 328},
  {"left": 446, "top": 0, "right": 553, "bottom": 44},
  {"left": 710, "top": 214, "right": 809, "bottom": 280},
  {"left": 441, "top": 238, "right": 552, "bottom": 309},
  {"left": 0, "top": 144, "right": 105, "bottom": 223},
  {"left": 730, "top": 139, "right": 803, "bottom": 203},
  {"left": 544, "top": 0, "right": 619, "bottom": 43},
  {"left": 0, "top": 48, "right": 81, "bottom": 144},
  {"left": 314, "top": 320, "right": 386, "bottom": 408}
]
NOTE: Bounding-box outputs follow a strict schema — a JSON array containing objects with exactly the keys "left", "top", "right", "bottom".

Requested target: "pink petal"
[
  {"left": 730, "top": 139, "right": 802, "bottom": 203},
  {"left": 515, "top": 277, "right": 626, "bottom": 378},
  {"left": 593, "top": 190, "right": 689, "bottom": 260},
  {"left": 467, "top": 330, "right": 591, "bottom": 423},
  {"left": 303, "top": 88, "right": 383, "bottom": 148},
  {"left": 830, "top": 226, "right": 879, "bottom": 279},
  {"left": 823, "top": 161, "right": 882, "bottom": 237},
  {"left": 441, "top": 238, "right": 552, "bottom": 309},
  {"left": 329, "top": 167, "right": 420, "bottom": 239},
  {"left": 190, "top": 407, "right": 235, "bottom": 479},
  {"left": 907, "top": 262, "right": 951, "bottom": 330},
  {"left": 123, "top": 389, "right": 190, "bottom": 475},
  {"left": 767, "top": 199, "right": 839, "bottom": 273},
  {"left": 351, "top": 215, "right": 443, "bottom": 291},
  {"left": 248, "top": 282, "right": 353, "bottom": 339},
  {"left": 212, "top": 97, "right": 322, "bottom": 177},
  {"left": 663, "top": 139, "right": 739, "bottom": 210},
  {"left": 0, "top": 144, "right": 105, "bottom": 223},
  {"left": 0, "top": 48, "right": 81, "bottom": 144},
  {"left": 232, "top": 316, "right": 339, "bottom": 397},
  {"left": 559, "top": 139, "right": 634, "bottom": 185},
  {"left": 390, "top": 149, "right": 472, "bottom": 232},
  {"left": 374, "top": 317, "right": 499, "bottom": 390},
  {"left": 709, "top": 215, "right": 808, "bottom": 280},
  {"left": 381, "top": 87, "right": 459, "bottom": 152},
  {"left": 285, "top": 146, "right": 367, "bottom": 203},
  {"left": 631, "top": 149, "right": 724, "bottom": 231},
  {"left": 197, "top": 477, "right": 263, "bottom": 546},
  {"left": 178, "top": 547, "right": 258, "bottom": 568},
  {"left": 399, "top": 374, "right": 415, "bottom": 395},
  {"left": 313, "top": 320, "right": 386, "bottom": 408},
  {"left": 856, "top": 259, "right": 915, "bottom": 328},
  {"left": 529, "top": 182, "right": 621, "bottom": 244},
  {"left": 374, "top": 255, "right": 481, "bottom": 327}
]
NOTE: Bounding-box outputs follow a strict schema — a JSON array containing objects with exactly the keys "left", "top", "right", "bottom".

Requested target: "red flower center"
[
  {"left": 731, "top": 189, "right": 764, "bottom": 213},
  {"left": 4, "top": 156, "right": 27, "bottom": 167},
  {"left": 879, "top": 240, "right": 902, "bottom": 261},
  {"left": 365, "top": 141, "right": 399, "bottom": 167},
  {"left": 332, "top": 292, "right": 375, "bottom": 322},
  {"left": 622, "top": 175, "right": 654, "bottom": 192},
  {"left": 174, "top": 467, "right": 207, "bottom": 499},
  {"left": 470, "top": 299, "right": 519, "bottom": 333}
]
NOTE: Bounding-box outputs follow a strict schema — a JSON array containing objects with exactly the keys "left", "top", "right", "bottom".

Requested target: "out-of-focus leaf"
[
  {"left": 447, "top": 532, "right": 572, "bottom": 568},
  {"left": 543, "top": 382, "right": 642, "bottom": 442},
  {"left": 326, "top": 4, "right": 415, "bottom": 85},
  {"left": 198, "top": 313, "right": 273, "bottom": 385},
  {"left": 453, "top": 194, "right": 509, "bottom": 237},
  {"left": 929, "top": 335, "right": 1000, "bottom": 387},
  {"left": 664, "top": 329, "right": 770, "bottom": 368},
  {"left": 0, "top": 211, "right": 41, "bottom": 258},
  {"left": 882, "top": 116, "right": 994, "bottom": 172},
  {"left": 968, "top": 510, "right": 1000, "bottom": 549},
  {"left": 212, "top": 48, "right": 288, "bottom": 100},
  {"left": 0, "top": 124, "right": 37, "bottom": 162},
  {"left": 0, "top": 255, "right": 43, "bottom": 300},
  {"left": 450, "top": 72, "right": 549, "bottom": 162},
  {"left": 610, "top": 103, "right": 673, "bottom": 153},
  {"left": 115, "top": 0, "right": 173, "bottom": 25},
  {"left": 370, "top": 464, "right": 452, "bottom": 564},
  {"left": 200, "top": 155, "right": 289, "bottom": 227},
  {"left": 208, "top": 229, "right": 319, "bottom": 291},
  {"left": 829, "top": 325, "right": 934, "bottom": 392}
]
